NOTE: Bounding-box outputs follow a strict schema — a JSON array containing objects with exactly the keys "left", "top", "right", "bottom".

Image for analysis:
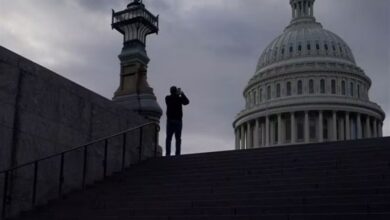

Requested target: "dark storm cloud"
[{"left": 75, "top": 0, "right": 122, "bottom": 12}]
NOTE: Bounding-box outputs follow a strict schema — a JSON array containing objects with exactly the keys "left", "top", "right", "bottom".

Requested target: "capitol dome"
[
  {"left": 233, "top": 0, "right": 385, "bottom": 149},
  {"left": 256, "top": 22, "right": 356, "bottom": 72}
]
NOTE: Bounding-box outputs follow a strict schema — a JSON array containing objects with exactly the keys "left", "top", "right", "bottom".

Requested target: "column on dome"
[
  {"left": 266, "top": 116, "right": 270, "bottom": 146},
  {"left": 318, "top": 111, "right": 324, "bottom": 142},
  {"left": 357, "top": 113, "right": 362, "bottom": 139},
  {"left": 235, "top": 128, "right": 240, "bottom": 150},
  {"left": 304, "top": 111, "right": 309, "bottom": 143},
  {"left": 247, "top": 122, "right": 253, "bottom": 148},
  {"left": 270, "top": 117, "right": 275, "bottom": 145},
  {"left": 310, "top": 1, "right": 314, "bottom": 16},
  {"left": 278, "top": 114, "right": 283, "bottom": 145},
  {"left": 259, "top": 120, "right": 264, "bottom": 147},
  {"left": 332, "top": 111, "right": 337, "bottom": 141},
  {"left": 254, "top": 119, "right": 260, "bottom": 147},
  {"left": 345, "top": 112, "right": 351, "bottom": 140},
  {"left": 291, "top": 112, "right": 296, "bottom": 144},
  {"left": 240, "top": 125, "right": 245, "bottom": 149},
  {"left": 373, "top": 119, "right": 378, "bottom": 138},
  {"left": 378, "top": 122, "right": 383, "bottom": 137},
  {"left": 303, "top": 1, "right": 308, "bottom": 16},
  {"left": 262, "top": 120, "right": 266, "bottom": 146}
]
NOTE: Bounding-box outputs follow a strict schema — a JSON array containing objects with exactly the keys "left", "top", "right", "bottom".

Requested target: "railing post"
[
  {"left": 32, "top": 162, "right": 39, "bottom": 206},
  {"left": 2, "top": 171, "right": 9, "bottom": 219},
  {"left": 139, "top": 127, "right": 143, "bottom": 162},
  {"left": 154, "top": 124, "right": 159, "bottom": 158},
  {"left": 82, "top": 146, "right": 88, "bottom": 189},
  {"left": 121, "top": 133, "right": 127, "bottom": 171},
  {"left": 58, "top": 153, "right": 65, "bottom": 197},
  {"left": 103, "top": 140, "right": 108, "bottom": 178}
]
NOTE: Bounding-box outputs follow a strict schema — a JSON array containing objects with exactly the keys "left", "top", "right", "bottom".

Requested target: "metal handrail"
[{"left": 1, "top": 121, "right": 160, "bottom": 219}]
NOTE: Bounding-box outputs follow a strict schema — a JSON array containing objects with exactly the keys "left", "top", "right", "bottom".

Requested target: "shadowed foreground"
[{"left": 14, "top": 138, "right": 390, "bottom": 220}]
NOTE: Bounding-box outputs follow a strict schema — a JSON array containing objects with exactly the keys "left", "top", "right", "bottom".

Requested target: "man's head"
[
  {"left": 170, "top": 86, "right": 182, "bottom": 95},
  {"left": 170, "top": 86, "right": 178, "bottom": 95}
]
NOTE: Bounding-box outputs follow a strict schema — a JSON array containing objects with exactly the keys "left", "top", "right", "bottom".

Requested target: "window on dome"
[
  {"left": 332, "top": 44, "right": 336, "bottom": 51},
  {"left": 287, "top": 82, "right": 292, "bottom": 96},
  {"left": 324, "top": 44, "right": 329, "bottom": 51},
  {"left": 323, "top": 117, "right": 329, "bottom": 140},
  {"left": 309, "top": 114, "right": 317, "bottom": 140},
  {"left": 350, "top": 82, "right": 354, "bottom": 97},
  {"left": 297, "top": 115, "right": 304, "bottom": 141},
  {"left": 254, "top": 90, "right": 258, "bottom": 105},
  {"left": 309, "top": 79, "right": 314, "bottom": 94},
  {"left": 267, "top": 85, "right": 271, "bottom": 100},
  {"left": 307, "top": 43, "right": 311, "bottom": 51},
  {"left": 298, "top": 80, "right": 303, "bottom": 95},
  {"left": 285, "top": 116, "right": 291, "bottom": 142},
  {"left": 298, "top": 45, "right": 302, "bottom": 52},
  {"left": 276, "top": 84, "right": 281, "bottom": 98},
  {"left": 316, "top": 43, "right": 320, "bottom": 50},
  {"left": 289, "top": 46, "right": 293, "bottom": 53},
  {"left": 341, "top": 81, "right": 346, "bottom": 95},
  {"left": 320, "top": 79, "right": 326, "bottom": 94},
  {"left": 357, "top": 84, "right": 361, "bottom": 98},
  {"left": 281, "top": 47, "right": 285, "bottom": 55},
  {"left": 259, "top": 89, "right": 263, "bottom": 103},
  {"left": 331, "top": 80, "right": 336, "bottom": 94},
  {"left": 251, "top": 91, "right": 256, "bottom": 106}
]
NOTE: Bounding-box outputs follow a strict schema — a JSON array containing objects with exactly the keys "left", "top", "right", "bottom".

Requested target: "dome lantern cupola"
[{"left": 290, "top": 0, "right": 315, "bottom": 23}]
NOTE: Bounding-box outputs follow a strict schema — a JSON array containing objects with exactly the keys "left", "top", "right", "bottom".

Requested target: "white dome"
[
  {"left": 256, "top": 20, "right": 356, "bottom": 74},
  {"left": 234, "top": 0, "right": 385, "bottom": 150}
]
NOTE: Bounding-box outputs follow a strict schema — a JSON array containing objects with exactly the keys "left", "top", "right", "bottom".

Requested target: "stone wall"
[{"left": 0, "top": 46, "right": 160, "bottom": 218}]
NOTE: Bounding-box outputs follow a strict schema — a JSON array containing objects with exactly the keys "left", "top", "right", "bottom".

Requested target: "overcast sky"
[{"left": 0, "top": 0, "right": 389, "bottom": 154}]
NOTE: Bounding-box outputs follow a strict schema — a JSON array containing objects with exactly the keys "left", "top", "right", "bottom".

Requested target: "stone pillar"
[
  {"left": 265, "top": 116, "right": 270, "bottom": 147},
  {"left": 373, "top": 119, "right": 378, "bottom": 138},
  {"left": 291, "top": 112, "right": 296, "bottom": 144},
  {"left": 260, "top": 121, "right": 264, "bottom": 147},
  {"left": 345, "top": 112, "right": 351, "bottom": 140},
  {"left": 240, "top": 125, "right": 245, "bottom": 149},
  {"left": 254, "top": 119, "right": 260, "bottom": 148},
  {"left": 378, "top": 122, "right": 383, "bottom": 137},
  {"left": 319, "top": 111, "right": 324, "bottom": 142},
  {"left": 247, "top": 122, "right": 252, "bottom": 149},
  {"left": 357, "top": 113, "right": 362, "bottom": 139},
  {"left": 278, "top": 114, "right": 283, "bottom": 145},
  {"left": 332, "top": 111, "right": 337, "bottom": 141},
  {"left": 311, "top": 2, "right": 314, "bottom": 16},
  {"left": 304, "top": 111, "right": 310, "bottom": 143},
  {"left": 365, "top": 116, "right": 371, "bottom": 138},
  {"left": 292, "top": 5, "right": 295, "bottom": 18},
  {"left": 235, "top": 128, "right": 240, "bottom": 150}
]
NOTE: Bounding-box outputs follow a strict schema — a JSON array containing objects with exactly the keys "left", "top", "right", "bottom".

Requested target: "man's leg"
[
  {"left": 166, "top": 121, "right": 174, "bottom": 156},
  {"left": 175, "top": 121, "right": 183, "bottom": 156}
]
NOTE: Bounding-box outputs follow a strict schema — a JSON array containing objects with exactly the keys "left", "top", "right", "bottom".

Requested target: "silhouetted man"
[{"left": 165, "top": 86, "right": 190, "bottom": 156}]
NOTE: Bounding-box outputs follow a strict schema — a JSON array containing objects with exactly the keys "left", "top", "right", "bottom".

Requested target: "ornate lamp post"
[{"left": 112, "top": 0, "right": 162, "bottom": 121}]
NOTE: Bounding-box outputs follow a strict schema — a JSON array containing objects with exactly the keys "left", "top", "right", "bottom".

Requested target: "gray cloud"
[{"left": 0, "top": 0, "right": 389, "bottom": 154}]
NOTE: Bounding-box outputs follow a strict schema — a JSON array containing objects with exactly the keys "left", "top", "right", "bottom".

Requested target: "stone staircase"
[{"left": 14, "top": 137, "right": 390, "bottom": 219}]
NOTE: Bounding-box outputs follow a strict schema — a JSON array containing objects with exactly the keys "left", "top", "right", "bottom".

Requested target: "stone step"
[
  {"left": 25, "top": 205, "right": 390, "bottom": 219},
  {"left": 50, "top": 194, "right": 390, "bottom": 211},
  {"left": 116, "top": 164, "right": 390, "bottom": 185}
]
